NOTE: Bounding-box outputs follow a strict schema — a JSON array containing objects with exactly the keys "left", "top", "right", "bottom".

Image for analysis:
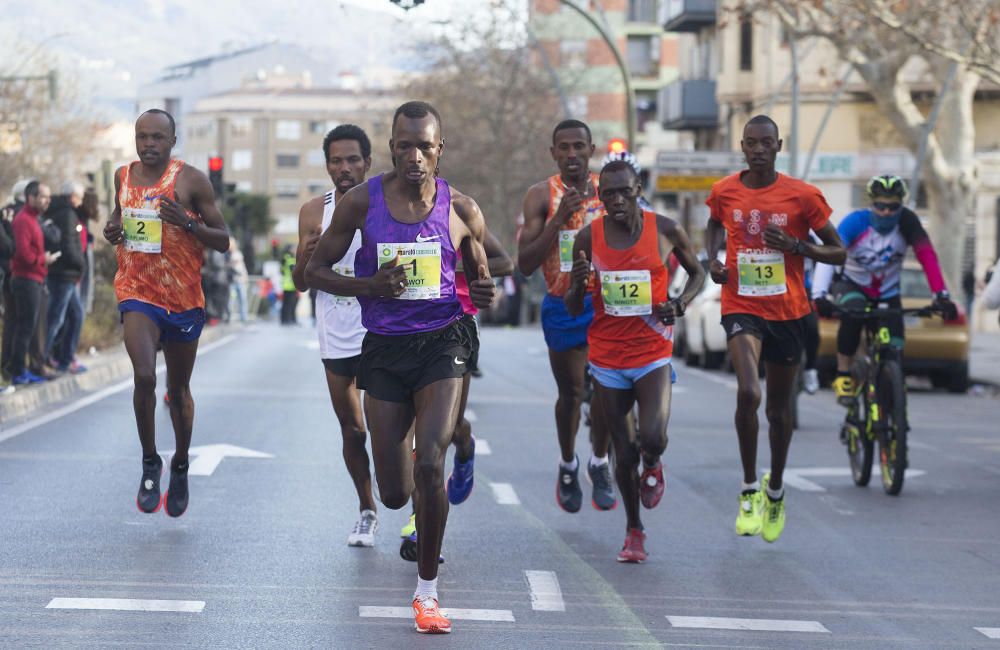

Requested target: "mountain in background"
[{"left": 0, "top": 0, "right": 424, "bottom": 119}]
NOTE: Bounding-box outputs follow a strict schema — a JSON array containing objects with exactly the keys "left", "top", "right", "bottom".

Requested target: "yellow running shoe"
[
  {"left": 760, "top": 473, "right": 786, "bottom": 543},
  {"left": 735, "top": 488, "right": 763, "bottom": 536},
  {"left": 832, "top": 375, "right": 857, "bottom": 407}
]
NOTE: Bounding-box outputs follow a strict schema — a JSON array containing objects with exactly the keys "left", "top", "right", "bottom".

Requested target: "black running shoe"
[
  {"left": 164, "top": 457, "right": 189, "bottom": 518},
  {"left": 137, "top": 455, "right": 163, "bottom": 513},
  {"left": 556, "top": 456, "right": 583, "bottom": 513},
  {"left": 587, "top": 460, "right": 617, "bottom": 511}
]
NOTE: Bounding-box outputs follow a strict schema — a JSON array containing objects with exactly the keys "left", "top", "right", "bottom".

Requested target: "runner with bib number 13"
[{"left": 705, "top": 115, "right": 846, "bottom": 543}]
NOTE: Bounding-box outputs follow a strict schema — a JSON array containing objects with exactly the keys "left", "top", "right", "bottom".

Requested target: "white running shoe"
[
  {"left": 347, "top": 509, "right": 378, "bottom": 547},
  {"left": 803, "top": 369, "right": 819, "bottom": 395}
]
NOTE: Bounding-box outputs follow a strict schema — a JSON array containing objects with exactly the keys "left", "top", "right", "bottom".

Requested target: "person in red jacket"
[{"left": 10, "top": 181, "right": 58, "bottom": 384}]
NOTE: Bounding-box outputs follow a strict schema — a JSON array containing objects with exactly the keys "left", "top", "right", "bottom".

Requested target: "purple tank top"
[{"left": 355, "top": 174, "right": 462, "bottom": 335}]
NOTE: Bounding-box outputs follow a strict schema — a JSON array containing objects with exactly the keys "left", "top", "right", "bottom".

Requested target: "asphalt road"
[{"left": 1, "top": 323, "right": 999, "bottom": 649}]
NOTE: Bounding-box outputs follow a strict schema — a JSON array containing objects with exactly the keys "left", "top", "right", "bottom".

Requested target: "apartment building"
[{"left": 184, "top": 86, "right": 400, "bottom": 238}]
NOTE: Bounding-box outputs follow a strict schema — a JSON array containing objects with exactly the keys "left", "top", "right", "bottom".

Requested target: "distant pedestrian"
[
  {"left": 280, "top": 245, "right": 298, "bottom": 324},
  {"left": 226, "top": 237, "right": 249, "bottom": 322},
  {"left": 44, "top": 181, "right": 86, "bottom": 372}
]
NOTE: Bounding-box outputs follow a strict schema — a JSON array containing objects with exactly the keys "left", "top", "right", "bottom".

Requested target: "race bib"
[
  {"left": 331, "top": 264, "right": 359, "bottom": 307},
  {"left": 737, "top": 251, "right": 787, "bottom": 296},
  {"left": 377, "top": 242, "right": 441, "bottom": 300},
  {"left": 601, "top": 270, "right": 652, "bottom": 316},
  {"left": 122, "top": 208, "right": 162, "bottom": 253},
  {"left": 559, "top": 229, "right": 578, "bottom": 272}
]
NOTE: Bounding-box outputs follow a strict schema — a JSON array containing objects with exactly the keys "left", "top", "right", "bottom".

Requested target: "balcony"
[
  {"left": 658, "top": 79, "right": 718, "bottom": 130},
  {"left": 661, "top": 0, "right": 716, "bottom": 32}
]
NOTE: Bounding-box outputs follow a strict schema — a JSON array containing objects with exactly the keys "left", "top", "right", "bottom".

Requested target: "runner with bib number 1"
[{"left": 705, "top": 115, "right": 846, "bottom": 543}]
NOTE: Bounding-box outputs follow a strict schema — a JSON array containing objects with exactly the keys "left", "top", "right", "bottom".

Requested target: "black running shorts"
[
  {"left": 322, "top": 354, "right": 361, "bottom": 378},
  {"left": 721, "top": 313, "right": 807, "bottom": 366},
  {"left": 357, "top": 316, "right": 476, "bottom": 402}
]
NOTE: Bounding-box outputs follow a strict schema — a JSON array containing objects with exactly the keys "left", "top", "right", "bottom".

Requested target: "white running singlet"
[{"left": 315, "top": 190, "right": 365, "bottom": 359}]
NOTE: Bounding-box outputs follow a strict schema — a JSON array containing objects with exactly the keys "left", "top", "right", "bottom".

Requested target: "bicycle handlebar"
[{"left": 829, "top": 303, "right": 943, "bottom": 320}]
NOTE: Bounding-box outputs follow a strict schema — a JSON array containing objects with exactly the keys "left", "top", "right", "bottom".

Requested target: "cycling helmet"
[
  {"left": 601, "top": 149, "right": 641, "bottom": 176},
  {"left": 866, "top": 174, "right": 908, "bottom": 200}
]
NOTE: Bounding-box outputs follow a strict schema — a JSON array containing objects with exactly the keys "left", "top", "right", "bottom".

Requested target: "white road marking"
[
  {"left": 0, "top": 335, "right": 237, "bottom": 444},
  {"left": 465, "top": 408, "right": 477, "bottom": 423},
  {"left": 976, "top": 627, "right": 1000, "bottom": 639},
  {"left": 779, "top": 467, "right": 926, "bottom": 493},
  {"left": 299, "top": 340, "right": 320, "bottom": 349},
  {"left": 525, "top": 570, "right": 565, "bottom": 612},
  {"left": 359, "top": 606, "right": 514, "bottom": 622},
  {"left": 46, "top": 598, "right": 204, "bottom": 613},
  {"left": 476, "top": 439, "right": 492, "bottom": 456},
  {"left": 490, "top": 482, "right": 521, "bottom": 505},
  {"left": 667, "top": 615, "right": 830, "bottom": 633},
  {"left": 182, "top": 444, "right": 274, "bottom": 476}
]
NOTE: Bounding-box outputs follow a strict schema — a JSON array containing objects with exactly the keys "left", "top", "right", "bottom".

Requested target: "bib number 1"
[{"left": 377, "top": 242, "right": 442, "bottom": 300}]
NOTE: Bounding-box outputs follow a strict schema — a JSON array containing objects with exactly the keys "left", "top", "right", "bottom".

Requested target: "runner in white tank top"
[{"left": 292, "top": 125, "right": 377, "bottom": 548}]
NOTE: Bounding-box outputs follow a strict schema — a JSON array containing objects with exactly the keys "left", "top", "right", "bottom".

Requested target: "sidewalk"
[
  {"left": 970, "top": 331, "right": 1000, "bottom": 386},
  {"left": 0, "top": 323, "right": 236, "bottom": 426}
]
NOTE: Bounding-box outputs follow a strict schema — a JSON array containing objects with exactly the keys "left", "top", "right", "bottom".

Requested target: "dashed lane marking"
[
  {"left": 666, "top": 615, "right": 830, "bottom": 633},
  {"left": 46, "top": 598, "right": 204, "bottom": 613},
  {"left": 465, "top": 408, "right": 477, "bottom": 423},
  {"left": 359, "top": 606, "right": 514, "bottom": 622},
  {"left": 525, "top": 570, "right": 565, "bottom": 612},
  {"left": 476, "top": 439, "right": 492, "bottom": 455},
  {"left": 976, "top": 627, "right": 1000, "bottom": 639},
  {"left": 490, "top": 482, "right": 521, "bottom": 505}
]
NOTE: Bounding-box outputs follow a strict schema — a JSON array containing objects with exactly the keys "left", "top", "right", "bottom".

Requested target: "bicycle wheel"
[
  {"left": 876, "top": 359, "right": 908, "bottom": 495},
  {"left": 844, "top": 398, "right": 873, "bottom": 487}
]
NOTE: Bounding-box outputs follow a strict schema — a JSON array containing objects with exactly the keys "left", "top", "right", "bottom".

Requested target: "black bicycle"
[{"left": 833, "top": 303, "right": 943, "bottom": 496}]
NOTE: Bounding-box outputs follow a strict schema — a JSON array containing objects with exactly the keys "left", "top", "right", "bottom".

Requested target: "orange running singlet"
[
  {"left": 114, "top": 160, "right": 205, "bottom": 312},
  {"left": 588, "top": 211, "right": 672, "bottom": 369},
  {"left": 541, "top": 173, "right": 603, "bottom": 297}
]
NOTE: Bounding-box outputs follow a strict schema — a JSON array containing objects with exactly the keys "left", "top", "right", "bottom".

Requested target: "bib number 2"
[{"left": 122, "top": 208, "right": 162, "bottom": 254}]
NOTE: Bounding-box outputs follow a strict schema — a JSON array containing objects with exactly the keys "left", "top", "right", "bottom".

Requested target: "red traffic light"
[
  {"left": 607, "top": 138, "right": 626, "bottom": 154},
  {"left": 208, "top": 156, "right": 224, "bottom": 172}
]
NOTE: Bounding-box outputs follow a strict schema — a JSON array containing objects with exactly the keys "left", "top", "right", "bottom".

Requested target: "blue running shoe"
[
  {"left": 447, "top": 436, "right": 475, "bottom": 505},
  {"left": 12, "top": 371, "right": 46, "bottom": 385}
]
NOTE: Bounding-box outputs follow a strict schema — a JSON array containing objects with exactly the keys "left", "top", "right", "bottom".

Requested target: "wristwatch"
[
  {"left": 184, "top": 220, "right": 196, "bottom": 233},
  {"left": 791, "top": 239, "right": 806, "bottom": 255}
]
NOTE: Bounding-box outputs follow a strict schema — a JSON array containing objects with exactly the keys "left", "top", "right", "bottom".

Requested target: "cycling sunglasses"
[{"left": 872, "top": 201, "right": 901, "bottom": 212}]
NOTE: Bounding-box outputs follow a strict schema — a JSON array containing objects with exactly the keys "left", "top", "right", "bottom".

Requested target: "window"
[
  {"left": 231, "top": 118, "right": 252, "bottom": 137},
  {"left": 276, "top": 153, "right": 300, "bottom": 168},
  {"left": 627, "top": 35, "right": 659, "bottom": 77},
  {"left": 276, "top": 120, "right": 301, "bottom": 140},
  {"left": 307, "top": 181, "right": 327, "bottom": 195},
  {"left": 274, "top": 180, "right": 300, "bottom": 199},
  {"left": 307, "top": 149, "right": 326, "bottom": 166},
  {"left": 232, "top": 150, "right": 252, "bottom": 171},
  {"left": 235, "top": 181, "right": 253, "bottom": 193},
  {"left": 187, "top": 120, "right": 213, "bottom": 140},
  {"left": 560, "top": 40, "right": 587, "bottom": 70},
  {"left": 636, "top": 91, "right": 657, "bottom": 132},
  {"left": 309, "top": 120, "right": 327, "bottom": 135},
  {"left": 627, "top": 0, "right": 656, "bottom": 23},
  {"left": 739, "top": 15, "right": 753, "bottom": 71}
]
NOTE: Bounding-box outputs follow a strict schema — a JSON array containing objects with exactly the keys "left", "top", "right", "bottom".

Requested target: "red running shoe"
[
  {"left": 639, "top": 461, "right": 664, "bottom": 509},
  {"left": 413, "top": 596, "right": 451, "bottom": 634},
  {"left": 616, "top": 528, "right": 647, "bottom": 563}
]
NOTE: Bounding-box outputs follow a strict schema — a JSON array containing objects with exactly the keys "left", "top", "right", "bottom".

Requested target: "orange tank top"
[
  {"left": 589, "top": 211, "right": 672, "bottom": 369},
  {"left": 541, "top": 173, "right": 603, "bottom": 297},
  {"left": 114, "top": 160, "right": 205, "bottom": 312}
]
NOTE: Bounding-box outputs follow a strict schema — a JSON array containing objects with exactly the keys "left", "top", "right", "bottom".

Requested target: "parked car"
[
  {"left": 815, "top": 264, "right": 970, "bottom": 392},
  {"left": 670, "top": 252, "right": 727, "bottom": 369}
]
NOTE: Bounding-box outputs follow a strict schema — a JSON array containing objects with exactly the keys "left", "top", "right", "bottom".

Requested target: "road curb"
[{"left": 0, "top": 325, "right": 234, "bottom": 424}]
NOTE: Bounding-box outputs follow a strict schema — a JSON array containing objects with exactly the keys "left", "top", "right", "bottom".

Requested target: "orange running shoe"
[{"left": 413, "top": 596, "right": 451, "bottom": 634}]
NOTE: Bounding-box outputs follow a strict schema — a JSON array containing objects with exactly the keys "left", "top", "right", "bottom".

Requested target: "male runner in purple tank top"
[{"left": 306, "top": 101, "right": 496, "bottom": 635}]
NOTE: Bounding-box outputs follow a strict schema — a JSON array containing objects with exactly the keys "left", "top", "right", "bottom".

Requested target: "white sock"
[
  {"left": 414, "top": 576, "right": 438, "bottom": 600},
  {"left": 766, "top": 485, "right": 784, "bottom": 501},
  {"left": 589, "top": 454, "right": 608, "bottom": 468},
  {"left": 742, "top": 480, "right": 760, "bottom": 493},
  {"left": 560, "top": 456, "right": 578, "bottom": 472}
]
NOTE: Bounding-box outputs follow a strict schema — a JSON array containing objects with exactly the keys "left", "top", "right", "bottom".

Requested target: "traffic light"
[
  {"left": 607, "top": 138, "right": 627, "bottom": 154},
  {"left": 208, "top": 156, "right": 224, "bottom": 198}
]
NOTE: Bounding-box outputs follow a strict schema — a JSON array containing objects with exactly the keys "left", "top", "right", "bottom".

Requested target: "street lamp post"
[{"left": 557, "top": 0, "right": 637, "bottom": 150}]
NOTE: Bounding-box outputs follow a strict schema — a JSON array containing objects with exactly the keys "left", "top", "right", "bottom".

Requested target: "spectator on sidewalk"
[
  {"left": 1, "top": 179, "right": 31, "bottom": 384},
  {"left": 9, "top": 181, "right": 58, "bottom": 385},
  {"left": 43, "top": 181, "right": 86, "bottom": 373},
  {"left": 78, "top": 188, "right": 98, "bottom": 314},
  {"left": 280, "top": 244, "right": 298, "bottom": 325},
  {"left": 227, "top": 237, "right": 249, "bottom": 323},
  {"left": 983, "top": 257, "right": 1000, "bottom": 315}
]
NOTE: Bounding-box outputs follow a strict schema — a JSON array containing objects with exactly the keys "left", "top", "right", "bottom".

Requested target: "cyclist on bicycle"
[{"left": 812, "top": 175, "right": 958, "bottom": 407}]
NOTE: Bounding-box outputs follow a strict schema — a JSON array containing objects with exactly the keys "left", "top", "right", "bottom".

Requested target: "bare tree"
[
  {"left": 730, "top": 0, "right": 993, "bottom": 291},
  {"left": 405, "top": 3, "right": 565, "bottom": 251},
  {"left": 0, "top": 46, "right": 103, "bottom": 199}
]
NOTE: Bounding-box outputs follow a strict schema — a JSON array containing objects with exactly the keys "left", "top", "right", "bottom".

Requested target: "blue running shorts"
[
  {"left": 119, "top": 300, "right": 205, "bottom": 343},
  {"left": 541, "top": 293, "right": 593, "bottom": 352}
]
